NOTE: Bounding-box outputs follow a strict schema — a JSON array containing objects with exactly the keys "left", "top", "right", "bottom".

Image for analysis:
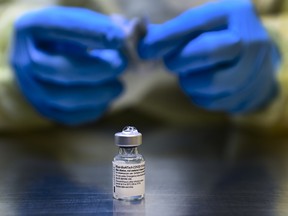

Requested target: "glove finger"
[
  {"left": 16, "top": 6, "right": 125, "bottom": 49},
  {"left": 192, "top": 69, "right": 276, "bottom": 113},
  {"left": 189, "top": 51, "right": 277, "bottom": 112},
  {"left": 15, "top": 64, "right": 123, "bottom": 111},
  {"left": 25, "top": 36, "right": 127, "bottom": 84},
  {"left": 138, "top": 1, "right": 228, "bottom": 59},
  {"left": 164, "top": 30, "right": 242, "bottom": 74},
  {"left": 33, "top": 36, "right": 91, "bottom": 57},
  {"left": 41, "top": 81, "right": 123, "bottom": 111},
  {"left": 226, "top": 53, "right": 278, "bottom": 113},
  {"left": 179, "top": 43, "right": 270, "bottom": 97}
]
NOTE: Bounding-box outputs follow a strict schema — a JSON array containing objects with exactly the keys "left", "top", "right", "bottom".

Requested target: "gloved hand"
[
  {"left": 139, "top": 0, "right": 281, "bottom": 113},
  {"left": 10, "top": 7, "right": 127, "bottom": 125}
]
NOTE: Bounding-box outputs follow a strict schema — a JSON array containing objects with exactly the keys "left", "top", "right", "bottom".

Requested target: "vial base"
[{"left": 114, "top": 194, "right": 144, "bottom": 201}]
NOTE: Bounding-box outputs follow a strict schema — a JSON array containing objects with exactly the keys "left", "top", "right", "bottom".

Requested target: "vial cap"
[{"left": 115, "top": 126, "right": 142, "bottom": 147}]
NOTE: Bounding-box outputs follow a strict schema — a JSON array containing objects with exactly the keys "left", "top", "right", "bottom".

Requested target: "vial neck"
[{"left": 118, "top": 147, "right": 138, "bottom": 155}]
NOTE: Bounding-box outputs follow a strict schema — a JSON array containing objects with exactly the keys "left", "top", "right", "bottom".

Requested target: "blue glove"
[
  {"left": 10, "top": 7, "right": 127, "bottom": 125},
  {"left": 139, "top": 0, "right": 281, "bottom": 113}
]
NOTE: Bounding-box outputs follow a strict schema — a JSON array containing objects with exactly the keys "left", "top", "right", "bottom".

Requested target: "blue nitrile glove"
[
  {"left": 10, "top": 7, "right": 128, "bottom": 125},
  {"left": 138, "top": 0, "right": 281, "bottom": 113}
]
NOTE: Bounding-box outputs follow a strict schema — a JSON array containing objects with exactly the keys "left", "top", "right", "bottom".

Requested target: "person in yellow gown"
[{"left": 0, "top": 0, "right": 287, "bottom": 132}]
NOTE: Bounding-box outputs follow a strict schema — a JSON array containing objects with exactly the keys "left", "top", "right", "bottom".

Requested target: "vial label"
[{"left": 113, "top": 161, "right": 145, "bottom": 199}]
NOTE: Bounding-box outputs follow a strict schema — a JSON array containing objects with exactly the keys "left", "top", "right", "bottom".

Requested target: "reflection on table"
[{"left": 0, "top": 124, "right": 287, "bottom": 215}]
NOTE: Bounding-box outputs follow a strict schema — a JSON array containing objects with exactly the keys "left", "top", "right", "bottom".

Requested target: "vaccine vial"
[{"left": 113, "top": 126, "right": 145, "bottom": 200}]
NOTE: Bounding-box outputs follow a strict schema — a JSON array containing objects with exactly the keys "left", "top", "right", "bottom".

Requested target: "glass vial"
[{"left": 113, "top": 126, "right": 145, "bottom": 201}]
